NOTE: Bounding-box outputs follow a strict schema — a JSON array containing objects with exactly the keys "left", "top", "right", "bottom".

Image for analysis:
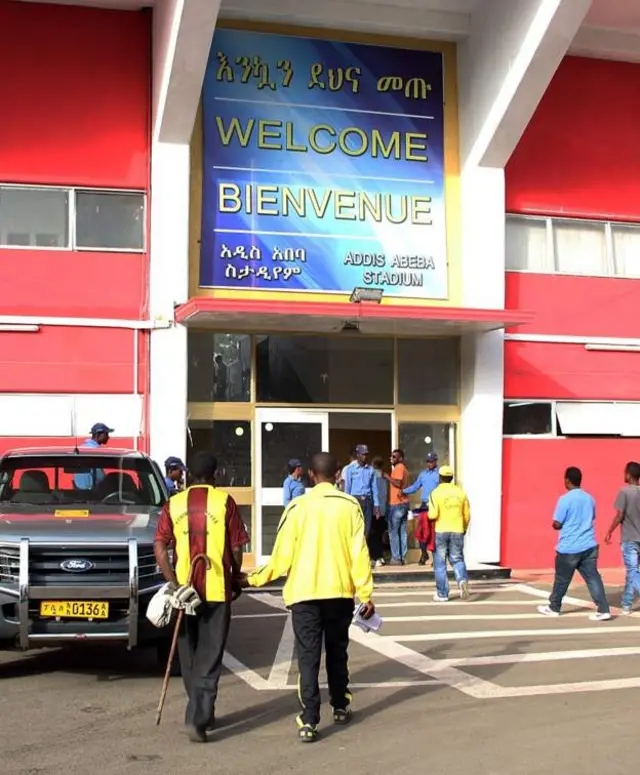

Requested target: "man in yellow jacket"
[
  {"left": 428, "top": 465, "right": 471, "bottom": 602},
  {"left": 244, "top": 451, "right": 375, "bottom": 743}
]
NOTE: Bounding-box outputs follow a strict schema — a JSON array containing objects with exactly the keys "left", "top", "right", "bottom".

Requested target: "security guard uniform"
[
  {"left": 248, "top": 483, "right": 373, "bottom": 731},
  {"left": 155, "top": 484, "right": 248, "bottom": 730}
]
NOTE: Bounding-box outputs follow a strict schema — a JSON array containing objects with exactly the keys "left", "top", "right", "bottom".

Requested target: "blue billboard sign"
[{"left": 200, "top": 29, "right": 447, "bottom": 299}]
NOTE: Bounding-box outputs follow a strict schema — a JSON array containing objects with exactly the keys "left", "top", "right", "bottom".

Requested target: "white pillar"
[
  {"left": 147, "top": 0, "right": 220, "bottom": 464},
  {"left": 459, "top": 168, "right": 505, "bottom": 564},
  {"left": 455, "top": 0, "right": 591, "bottom": 564},
  {"left": 148, "top": 143, "right": 190, "bottom": 465}
]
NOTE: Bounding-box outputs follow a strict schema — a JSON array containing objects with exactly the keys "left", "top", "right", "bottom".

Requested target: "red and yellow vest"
[{"left": 167, "top": 485, "right": 229, "bottom": 603}]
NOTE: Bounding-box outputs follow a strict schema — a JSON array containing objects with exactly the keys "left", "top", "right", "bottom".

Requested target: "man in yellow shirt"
[
  {"left": 244, "top": 452, "right": 375, "bottom": 743},
  {"left": 428, "top": 465, "right": 471, "bottom": 602}
]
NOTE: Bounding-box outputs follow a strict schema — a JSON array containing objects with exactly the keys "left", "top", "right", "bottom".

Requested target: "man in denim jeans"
[
  {"left": 538, "top": 466, "right": 611, "bottom": 621},
  {"left": 605, "top": 461, "right": 640, "bottom": 614},
  {"left": 428, "top": 465, "right": 470, "bottom": 601},
  {"left": 385, "top": 449, "right": 410, "bottom": 565}
]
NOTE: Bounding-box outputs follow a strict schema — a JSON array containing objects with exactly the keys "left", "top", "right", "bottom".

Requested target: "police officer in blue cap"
[
  {"left": 164, "top": 456, "right": 187, "bottom": 496},
  {"left": 74, "top": 422, "right": 114, "bottom": 490},
  {"left": 283, "top": 458, "right": 305, "bottom": 506}
]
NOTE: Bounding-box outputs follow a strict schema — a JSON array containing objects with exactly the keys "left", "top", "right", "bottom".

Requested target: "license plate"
[
  {"left": 40, "top": 601, "right": 109, "bottom": 619},
  {"left": 54, "top": 510, "right": 90, "bottom": 519}
]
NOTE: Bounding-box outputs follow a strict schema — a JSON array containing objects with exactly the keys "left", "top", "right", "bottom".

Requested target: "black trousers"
[
  {"left": 178, "top": 601, "right": 231, "bottom": 729},
  {"left": 291, "top": 598, "right": 353, "bottom": 726}
]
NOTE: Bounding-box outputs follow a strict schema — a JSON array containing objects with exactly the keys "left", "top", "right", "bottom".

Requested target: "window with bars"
[{"left": 506, "top": 215, "right": 640, "bottom": 278}]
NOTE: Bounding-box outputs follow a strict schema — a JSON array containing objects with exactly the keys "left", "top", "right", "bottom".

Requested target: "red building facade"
[
  {"left": 0, "top": 1, "right": 151, "bottom": 453},
  {"left": 502, "top": 56, "right": 640, "bottom": 568}
]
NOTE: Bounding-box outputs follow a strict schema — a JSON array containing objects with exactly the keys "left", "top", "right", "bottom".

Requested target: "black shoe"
[
  {"left": 418, "top": 555, "right": 427, "bottom": 566},
  {"left": 207, "top": 715, "right": 216, "bottom": 733},
  {"left": 296, "top": 716, "right": 319, "bottom": 743},
  {"left": 333, "top": 707, "right": 352, "bottom": 725},
  {"left": 187, "top": 725, "right": 207, "bottom": 743}
]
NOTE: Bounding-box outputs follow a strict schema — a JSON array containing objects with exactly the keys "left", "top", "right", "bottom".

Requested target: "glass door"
[{"left": 255, "top": 409, "right": 329, "bottom": 561}]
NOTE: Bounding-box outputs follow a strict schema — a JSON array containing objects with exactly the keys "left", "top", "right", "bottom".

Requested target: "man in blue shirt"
[
  {"left": 164, "top": 456, "right": 187, "bottom": 496},
  {"left": 538, "top": 466, "right": 611, "bottom": 620},
  {"left": 402, "top": 452, "right": 440, "bottom": 565},
  {"left": 74, "top": 422, "right": 113, "bottom": 491},
  {"left": 283, "top": 458, "right": 305, "bottom": 506},
  {"left": 344, "top": 444, "right": 382, "bottom": 566}
]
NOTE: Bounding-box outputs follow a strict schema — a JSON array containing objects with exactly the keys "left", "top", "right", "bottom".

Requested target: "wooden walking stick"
[{"left": 155, "top": 553, "right": 211, "bottom": 726}]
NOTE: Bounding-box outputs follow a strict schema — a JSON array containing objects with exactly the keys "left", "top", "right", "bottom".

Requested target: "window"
[
  {"left": 503, "top": 402, "right": 552, "bottom": 436},
  {"left": 505, "top": 217, "right": 549, "bottom": 272},
  {"left": 0, "top": 186, "right": 69, "bottom": 248},
  {"left": 554, "top": 220, "right": 607, "bottom": 275},
  {"left": 398, "top": 422, "right": 452, "bottom": 475},
  {"left": 0, "top": 185, "right": 145, "bottom": 252},
  {"left": 397, "top": 338, "right": 458, "bottom": 404},
  {"left": 612, "top": 224, "right": 640, "bottom": 278},
  {"left": 256, "top": 335, "right": 394, "bottom": 404},
  {"left": 188, "top": 332, "right": 251, "bottom": 402},
  {"left": 503, "top": 400, "right": 640, "bottom": 438},
  {"left": 186, "top": 420, "right": 251, "bottom": 487},
  {"left": 75, "top": 191, "right": 144, "bottom": 250},
  {"left": 506, "top": 215, "right": 640, "bottom": 278}
]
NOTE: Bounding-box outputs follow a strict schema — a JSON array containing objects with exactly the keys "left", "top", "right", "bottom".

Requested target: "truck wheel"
[{"left": 156, "top": 641, "right": 181, "bottom": 677}]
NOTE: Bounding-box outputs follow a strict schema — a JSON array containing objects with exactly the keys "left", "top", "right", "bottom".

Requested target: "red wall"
[
  {"left": 0, "top": 327, "right": 137, "bottom": 394},
  {"left": 506, "top": 56, "right": 640, "bottom": 222},
  {"left": 503, "top": 57, "right": 640, "bottom": 567},
  {"left": 505, "top": 341, "right": 640, "bottom": 402},
  {"left": 502, "top": 439, "right": 638, "bottom": 568},
  {"left": 0, "top": 2, "right": 151, "bottom": 402},
  {"left": 0, "top": 1, "right": 150, "bottom": 188},
  {"left": 0, "top": 437, "right": 136, "bottom": 459}
]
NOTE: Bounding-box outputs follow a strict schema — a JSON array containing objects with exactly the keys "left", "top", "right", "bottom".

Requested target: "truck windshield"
[{"left": 0, "top": 455, "right": 166, "bottom": 509}]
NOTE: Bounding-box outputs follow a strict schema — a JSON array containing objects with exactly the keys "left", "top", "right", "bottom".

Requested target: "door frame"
[{"left": 254, "top": 408, "right": 330, "bottom": 562}]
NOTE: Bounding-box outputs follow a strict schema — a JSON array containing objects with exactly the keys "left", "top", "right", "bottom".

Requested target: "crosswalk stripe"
[
  {"left": 382, "top": 611, "right": 591, "bottom": 622},
  {"left": 439, "top": 646, "right": 640, "bottom": 668},
  {"left": 390, "top": 626, "right": 640, "bottom": 642},
  {"left": 377, "top": 600, "right": 588, "bottom": 608}
]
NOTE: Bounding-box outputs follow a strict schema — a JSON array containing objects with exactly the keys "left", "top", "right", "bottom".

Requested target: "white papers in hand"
[{"left": 352, "top": 604, "right": 383, "bottom": 634}]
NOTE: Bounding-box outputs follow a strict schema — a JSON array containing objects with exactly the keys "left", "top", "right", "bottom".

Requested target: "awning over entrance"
[{"left": 175, "top": 297, "right": 531, "bottom": 336}]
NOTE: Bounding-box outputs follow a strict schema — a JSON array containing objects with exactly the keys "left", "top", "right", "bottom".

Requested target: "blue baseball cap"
[
  {"left": 426, "top": 451, "right": 439, "bottom": 462},
  {"left": 356, "top": 444, "right": 369, "bottom": 455},
  {"left": 165, "top": 456, "right": 187, "bottom": 471},
  {"left": 288, "top": 458, "right": 302, "bottom": 469},
  {"left": 91, "top": 423, "right": 114, "bottom": 435}
]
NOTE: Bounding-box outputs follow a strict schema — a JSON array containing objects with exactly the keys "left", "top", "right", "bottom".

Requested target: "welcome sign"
[{"left": 200, "top": 29, "right": 447, "bottom": 299}]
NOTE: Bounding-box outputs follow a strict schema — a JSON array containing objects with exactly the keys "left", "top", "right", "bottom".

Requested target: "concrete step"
[{"left": 251, "top": 563, "right": 511, "bottom": 590}]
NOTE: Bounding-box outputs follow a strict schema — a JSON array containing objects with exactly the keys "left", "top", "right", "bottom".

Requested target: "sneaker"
[
  {"left": 375, "top": 559, "right": 385, "bottom": 568},
  {"left": 186, "top": 725, "right": 207, "bottom": 743},
  {"left": 333, "top": 707, "right": 352, "bottom": 725},
  {"left": 296, "top": 716, "right": 319, "bottom": 743},
  {"left": 459, "top": 580, "right": 470, "bottom": 600},
  {"left": 433, "top": 594, "right": 449, "bottom": 602},
  {"left": 388, "top": 559, "right": 402, "bottom": 566},
  {"left": 537, "top": 605, "right": 560, "bottom": 617},
  {"left": 621, "top": 606, "right": 633, "bottom": 616},
  {"left": 589, "top": 612, "right": 612, "bottom": 622}
]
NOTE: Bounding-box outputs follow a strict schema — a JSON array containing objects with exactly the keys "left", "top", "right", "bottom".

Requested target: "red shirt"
[{"left": 155, "top": 485, "right": 249, "bottom": 602}]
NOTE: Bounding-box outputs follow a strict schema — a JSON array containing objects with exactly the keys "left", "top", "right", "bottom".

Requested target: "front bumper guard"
[{"left": 15, "top": 537, "right": 144, "bottom": 649}]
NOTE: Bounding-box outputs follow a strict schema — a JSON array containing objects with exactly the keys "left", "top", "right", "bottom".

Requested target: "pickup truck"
[{"left": 0, "top": 447, "right": 172, "bottom": 665}]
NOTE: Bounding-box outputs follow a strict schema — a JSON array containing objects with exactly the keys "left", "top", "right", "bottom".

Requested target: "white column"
[
  {"left": 148, "top": 143, "right": 190, "bottom": 465},
  {"left": 459, "top": 168, "right": 505, "bottom": 565},
  {"left": 455, "top": 0, "right": 590, "bottom": 564},
  {"left": 147, "top": 0, "right": 220, "bottom": 464},
  {"left": 458, "top": 0, "right": 591, "bottom": 168}
]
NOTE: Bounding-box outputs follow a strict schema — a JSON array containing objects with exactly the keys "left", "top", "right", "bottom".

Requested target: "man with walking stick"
[{"left": 154, "top": 451, "right": 249, "bottom": 742}]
